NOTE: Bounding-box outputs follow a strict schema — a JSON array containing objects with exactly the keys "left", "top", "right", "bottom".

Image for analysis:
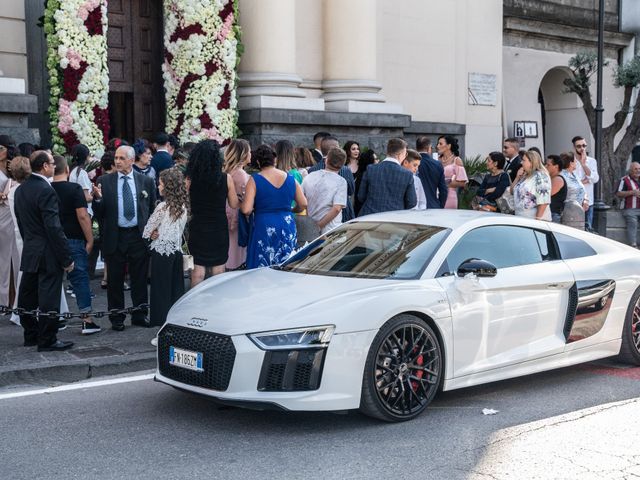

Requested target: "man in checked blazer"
[
  {"left": 357, "top": 138, "right": 417, "bottom": 216},
  {"left": 93, "top": 145, "right": 156, "bottom": 330}
]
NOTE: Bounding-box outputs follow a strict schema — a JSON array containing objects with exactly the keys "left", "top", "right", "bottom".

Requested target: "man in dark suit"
[
  {"left": 503, "top": 137, "right": 522, "bottom": 183},
  {"left": 416, "top": 136, "right": 447, "bottom": 208},
  {"left": 309, "top": 131, "right": 330, "bottom": 164},
  {"left": 151, "top": 132, "right": 174, "bottom": 179},
  {"left": 93, "top": 145, "right": 156, "bottom": 330},
  {"left": 308, "top": 135, "right": 356, "bottom": 221},
  {"left": 357, "top": 138, "right": 417, "bottom": 216},
  {"left": 14, "top": 150, "right": 75, "bottom": 351}
]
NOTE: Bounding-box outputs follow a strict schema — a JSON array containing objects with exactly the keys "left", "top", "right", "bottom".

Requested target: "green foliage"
[
  {"left": 458, "top": 155, "right": 488, "bottom": 210},
  {"left": 615, "top": 56, "right": 640, "bottom": 88},
  {"left": 564, "top": 52, "right": 600, "bottom": 95}
]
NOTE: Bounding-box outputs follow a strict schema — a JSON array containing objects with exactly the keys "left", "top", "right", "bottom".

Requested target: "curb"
[{"left": 0, "top": 351, "right": 157, "bottom": 387}]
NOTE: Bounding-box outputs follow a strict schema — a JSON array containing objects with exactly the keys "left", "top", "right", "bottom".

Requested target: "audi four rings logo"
[{"left": 187, "top": 318, "right": 208, "bottom": 328}]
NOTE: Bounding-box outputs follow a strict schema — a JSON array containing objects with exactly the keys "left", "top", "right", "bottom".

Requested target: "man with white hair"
[
  {"left": 93, "top": 145, "right": 156, "bottom": 330},
  {"left": 616, "top": 162, "right": 640, "bottom": 248}
]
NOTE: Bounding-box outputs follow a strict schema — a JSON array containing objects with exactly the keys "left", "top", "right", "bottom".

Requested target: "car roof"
[
  {"left": 350, "top": 209, "right": 634, "bottom": 256},
  {"left": 352, "top": 209, "right": 515, "bottom": 229}
]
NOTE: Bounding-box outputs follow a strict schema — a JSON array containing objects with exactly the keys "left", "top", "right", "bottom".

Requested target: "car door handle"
[{"left": 546, "top": 283, "right": 561, "bottom": 289}]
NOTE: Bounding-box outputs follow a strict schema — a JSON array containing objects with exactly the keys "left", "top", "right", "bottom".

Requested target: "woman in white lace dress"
[{"left": 143, "top": 168, "right": 188, "bottom": 327}]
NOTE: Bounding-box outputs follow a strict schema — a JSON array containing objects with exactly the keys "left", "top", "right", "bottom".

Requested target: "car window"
[
  {"left": 554, "top": 232, "right": 596, "bottom": 259},
  {"left": 279, "top": 222, "right": 450, "bottom": 280},
  {"left": 442, "top": 225, "right": 548, "bottom": 275}
]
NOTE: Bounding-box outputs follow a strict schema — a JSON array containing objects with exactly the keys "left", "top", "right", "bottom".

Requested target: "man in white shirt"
[
  {"left": 302, "top": 147, "right": 348, "bottom": 235},
  {"left": 402, "top": 149, "right": 427, "bottom": 210},
  {"left": 572, "top": 135, "right": 600, "bottom": 231}
]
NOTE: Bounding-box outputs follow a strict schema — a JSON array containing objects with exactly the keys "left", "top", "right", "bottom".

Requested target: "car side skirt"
[{"left": 442, "top": 339, "right": 621, "bottom": 391}]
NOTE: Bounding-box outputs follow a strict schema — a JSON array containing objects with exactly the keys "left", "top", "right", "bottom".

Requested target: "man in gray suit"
[
  {"left": 357, "top": 138, "right": 417, "bottom": 216},
  {"left": 93, "top": 145, "right": 156, "bottom": 330}
]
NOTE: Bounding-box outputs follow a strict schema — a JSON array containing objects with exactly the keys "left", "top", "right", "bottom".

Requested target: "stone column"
[
  {"left": 322, "top": 0, "right": 401, "bottom": 113},
  {"left": 237, "top": 0, "right": 323, "bottom": 110}
]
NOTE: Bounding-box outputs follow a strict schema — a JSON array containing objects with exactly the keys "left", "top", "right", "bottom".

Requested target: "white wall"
[
  {"left": 503, "top": 46, "right": 624, "bottom": 158},
  {"left": 377, "top": 0, "right": 503, "bottom": 156},
  {"left": 0, "top": 0, "right": 27, "bottom": 80}
]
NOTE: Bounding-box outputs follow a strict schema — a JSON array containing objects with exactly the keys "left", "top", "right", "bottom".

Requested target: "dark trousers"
[
  {"left": 18, "top": 268, "right": 63, "bottom": 347},
  {"left": 105, "top": 228, "right": 149, "bottom": 325},
  {"left": 149, "top": 250, "right": 184, "bottom": 326}
]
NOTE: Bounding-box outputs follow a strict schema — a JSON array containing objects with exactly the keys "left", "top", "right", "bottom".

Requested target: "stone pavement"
[{"left": 0, "top": 276, "right": 160, "bottom": 388}]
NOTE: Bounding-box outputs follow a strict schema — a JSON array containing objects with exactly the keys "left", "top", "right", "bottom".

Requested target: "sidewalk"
[{"left": 0, "top": 276, "right": 160, "bottom": 388}]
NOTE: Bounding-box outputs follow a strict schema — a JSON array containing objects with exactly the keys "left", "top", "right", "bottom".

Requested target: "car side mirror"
[{"left": 456, "top": 258, "right": 497, "bottom": 278}]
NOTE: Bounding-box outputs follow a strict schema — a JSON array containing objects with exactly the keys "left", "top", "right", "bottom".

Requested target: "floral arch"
[{"left": 44, "top": 0, "right": 240, "bottom": 156}]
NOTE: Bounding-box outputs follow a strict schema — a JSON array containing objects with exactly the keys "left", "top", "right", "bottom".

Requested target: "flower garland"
[
  {"left": 163, "top": 0, "right": 240, "bottom": 145},
  {"left": 44, "top": 0, "right": 110, "bottom": 156}
]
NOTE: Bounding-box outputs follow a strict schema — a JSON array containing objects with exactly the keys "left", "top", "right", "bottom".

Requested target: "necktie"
[{"left": 122, "top": 176, "right": 135, "bottom": 221}]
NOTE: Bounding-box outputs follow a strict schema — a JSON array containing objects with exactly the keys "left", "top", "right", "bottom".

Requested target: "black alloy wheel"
[
  {"left": 618, "top": 287, "right": 640, "bottom": 365},
  {"left": 360, "top": 315, "right": 442, "bottom": 422}
]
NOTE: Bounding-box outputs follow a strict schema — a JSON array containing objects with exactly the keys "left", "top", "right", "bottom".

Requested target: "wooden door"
[{"left": 107, "top": 0, "right": 164, "bottom": 141}]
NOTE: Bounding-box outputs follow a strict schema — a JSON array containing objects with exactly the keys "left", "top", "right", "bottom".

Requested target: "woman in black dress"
[{"left": 186, "top": 140, "right": 239, "bottom": 287}]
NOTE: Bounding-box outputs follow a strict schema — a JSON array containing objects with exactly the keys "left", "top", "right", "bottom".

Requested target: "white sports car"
[{"left": 155, "top": 210, "right": 640, "bottom": 421}]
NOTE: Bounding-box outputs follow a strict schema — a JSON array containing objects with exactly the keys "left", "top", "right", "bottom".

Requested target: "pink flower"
[
  {"left": 217, "top": 14, "right": 234, "bottom": 41},
  {"left": 66, "top": 49, "right": 83, "bottom": 70},
  {"left": 57, "top": 100, "right": 74, "bottom": 133}
]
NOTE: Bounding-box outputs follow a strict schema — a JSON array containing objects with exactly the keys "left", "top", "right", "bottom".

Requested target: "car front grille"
[
  {"left": 158, "top": 324, "right": 236, "bottom": 391},
  {"left": 258, "top": 349, "right": 326, "bottom": 392}
]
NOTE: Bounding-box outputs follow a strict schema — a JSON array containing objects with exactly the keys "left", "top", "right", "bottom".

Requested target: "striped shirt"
[{"left": 618, "top": 175, "right": 640, "bottom": 210}]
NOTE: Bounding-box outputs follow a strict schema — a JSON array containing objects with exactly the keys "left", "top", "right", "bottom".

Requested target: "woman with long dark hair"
[
  {"left": 437, "top": 135, "right": 467, "bottom": 209},
  {"left": 143, "top": 168, "right": 189, "bottom": 326},
  {"left": 343, "top": 140, "right": 360, "bottom": 175},
  {"left": 69, "top": 143, "right": 93, "bottom": 204},
  {"left": 186, "top": 140, "right": 239, "bottom": 286},
  {"left": 354, "top": 149, "right": 378, "bottom": 216}
]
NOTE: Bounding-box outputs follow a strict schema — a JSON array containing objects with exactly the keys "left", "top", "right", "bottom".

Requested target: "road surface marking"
[{"left": 0, "top": 373, "right": 155, "bottom": 401}]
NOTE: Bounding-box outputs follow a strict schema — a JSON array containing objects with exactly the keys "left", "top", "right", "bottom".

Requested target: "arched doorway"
[
  {"left": 107, "top": 0, "right": 165, "bottom": 142},
  {"left": 538, "top": 67, "right": 590, "bottom": 156}
]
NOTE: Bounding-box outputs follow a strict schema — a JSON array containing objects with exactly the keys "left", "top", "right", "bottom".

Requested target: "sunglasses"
[{"left": 575, "top": 144, "right": 587, "bottom": 149}]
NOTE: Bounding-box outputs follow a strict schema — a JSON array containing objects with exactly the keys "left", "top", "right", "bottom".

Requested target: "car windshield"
[{"left": 279, "top": 222, "right": 450, "bottom": 279}]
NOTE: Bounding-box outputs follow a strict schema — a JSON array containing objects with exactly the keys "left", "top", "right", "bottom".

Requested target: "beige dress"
[{"left": 225, "top": 168, "right": 250, "bottom": 269}]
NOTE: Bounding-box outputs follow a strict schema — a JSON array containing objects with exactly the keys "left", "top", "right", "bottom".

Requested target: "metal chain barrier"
[{"left": 0, "top": 304, "right": 149, "bottom": 327}]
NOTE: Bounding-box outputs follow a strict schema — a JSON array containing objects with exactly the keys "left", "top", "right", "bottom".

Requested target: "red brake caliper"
[{"left": 411, "top": 351, "right": 424, "bottom": 392}]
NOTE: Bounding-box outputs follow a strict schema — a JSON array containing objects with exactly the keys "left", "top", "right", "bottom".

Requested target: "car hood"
[{"left": 166, "top": 267, "right": 411, "bottom": 335}]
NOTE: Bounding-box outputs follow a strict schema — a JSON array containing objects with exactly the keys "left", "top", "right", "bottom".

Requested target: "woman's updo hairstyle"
[
  {"left": 253, "top": 144, "right": 277, "bottom": 169},
  {"left": 487, "top": 151, "right": 506, "bottom": 170},
  {"left": 439, "top": 134, "right": 460, "bottom": 157}
]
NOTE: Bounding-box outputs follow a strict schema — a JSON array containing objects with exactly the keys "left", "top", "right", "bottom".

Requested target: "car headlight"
[{"left": 248, "top": 325, "right": 335, "bottom": 350}]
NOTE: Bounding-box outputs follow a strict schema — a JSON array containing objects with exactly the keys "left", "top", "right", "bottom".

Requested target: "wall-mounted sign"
[
  {"left": 468, "top": 73, "right": 497, "bottom": 106},
  {"left": 514, "top": 121, "right": 538, "bottom": 138}
]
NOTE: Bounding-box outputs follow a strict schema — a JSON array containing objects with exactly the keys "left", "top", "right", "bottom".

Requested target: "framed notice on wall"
[{"left": 513, "top": 121, "right": 538, "bottom": 138}]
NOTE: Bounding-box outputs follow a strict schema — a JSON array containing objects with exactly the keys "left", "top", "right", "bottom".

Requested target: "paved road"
[{"left": 1, "top": 360, "right": 639, "bottom": 480}]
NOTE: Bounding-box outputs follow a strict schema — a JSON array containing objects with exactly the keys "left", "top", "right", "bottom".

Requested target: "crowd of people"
[{"left": 1, "top": 128, "right": 638, "bottom": 352}]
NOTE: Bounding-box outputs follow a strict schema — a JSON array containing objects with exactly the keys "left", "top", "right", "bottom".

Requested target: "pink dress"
[
  {"left": 443, "top": 160, "right": 468, "bottom": 209},
  {"left": 225, "top": 167, "right": 250, "bottom": 269}
]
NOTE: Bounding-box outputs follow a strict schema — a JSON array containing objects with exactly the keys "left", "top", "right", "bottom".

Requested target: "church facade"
[{"left": 0, "top": 0, "right": 638, "bottom": 158}]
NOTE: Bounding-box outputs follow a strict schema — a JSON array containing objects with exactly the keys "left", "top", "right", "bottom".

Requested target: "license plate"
[{"left": 169, "top": 346, "right": 203, "bottom": 372}]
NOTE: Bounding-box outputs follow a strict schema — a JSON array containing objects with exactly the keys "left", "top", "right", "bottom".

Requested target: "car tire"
[
  {"left": 617, "top": 287, "right": 640, "bottom": 365},
  {"left": 360, "top": 314, "right": 443, "bottom": 422}
]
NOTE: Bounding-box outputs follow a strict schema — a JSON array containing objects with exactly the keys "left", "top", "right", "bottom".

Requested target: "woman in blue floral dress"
[
  {"left": 511, "top": 150, "right": 552, "bottom": 221},
  {"left": 241, "top": 145, "right": 307, "bottom": 269}
]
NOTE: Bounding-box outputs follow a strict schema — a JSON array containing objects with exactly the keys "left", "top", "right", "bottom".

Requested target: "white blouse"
[{"left": 143, "top": 202, "right": 188, "bottom": 256}]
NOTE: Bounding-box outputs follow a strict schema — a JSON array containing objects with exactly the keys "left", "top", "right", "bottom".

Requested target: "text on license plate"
[{"left": 169, "top": 346, "right": 203, "bottom": 372}]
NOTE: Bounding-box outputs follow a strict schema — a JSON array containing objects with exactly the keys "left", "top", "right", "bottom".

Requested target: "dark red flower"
[
  {"left": 218, "top": 85, "right": 231, "bottom": 110},
  {"left": 199, "top": 112, "right": 213, "bottom": 129},
  {"left": 170, "top": 23, "right": 205, "bottom": 43},
  {"left": 93, "top": 105, "right": 110, "bottom": 144},
  {"left": 219, "top": 1, "right": 234, "bottom": 22},
  {"left": 164, "top": 48, "right": 174, "bottom": 65},
  {"left": 174, "top": 113, "right": 185, "bottom": 136},
  {"left": 62, "top": 130, "right": 79, "bottom": 151},
  {"left": 84, "top": 6, "right": 103, "bottom": 36},
  {"left": 62, "top": 61, "right": 88, "bottom": 102}
]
